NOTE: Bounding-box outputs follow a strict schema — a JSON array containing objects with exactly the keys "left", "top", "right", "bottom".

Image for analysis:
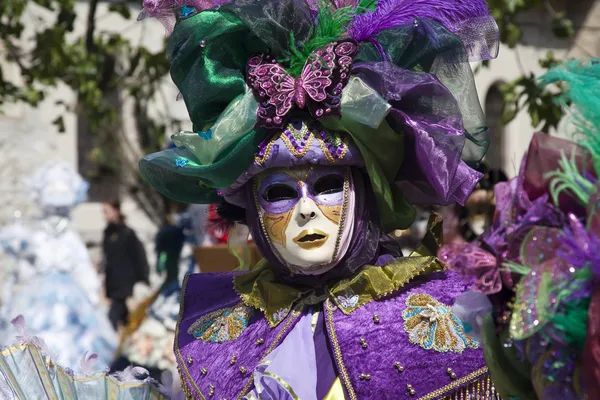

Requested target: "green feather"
[
  {"left": 549, "top": 299, "right": 590, "bottom": 349},
  {"left": 285, "top": 4, "right": 354, "bottom": 76},
  {"left": 539, "top": 58, "right": 600, "bottom": 174},
  {"left": 546, "top": 268, "right": 593, "bottom": 348},
  {"left": 504, "top": 261, "right": 531, "bottom": 276},
  {"left": 545, "top": 149, "right": 594, "bottom": 206},
  {"left": 357, "top": 0, "right": 378, "bottom": 12}
]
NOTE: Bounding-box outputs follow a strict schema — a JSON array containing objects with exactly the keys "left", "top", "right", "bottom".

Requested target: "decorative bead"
[
  {"left": 407, "top": 384, "right": 415, "bottom": 396},
  {"left": 373, "top": 314, "right": 380, "bottom": 324},
  {"left": 394, "top": 362, "right": 404, "bottom": 373},
  {"left": 359, "top": 373, "right": 371, "bottom": 381},
  {"left": 256, "top": 338, "right": 265, "bottom": 345},
  {"left": 187, "top": 355, "right": 193, "bottom": 365},
  {"left": 199, "top": 40, "right": 207, "bottom": 48},
  {"left": 200, "top": 367, "right": 208, "bottom": 375},
  {"left": 209, "top": 384, "right": 215, "bottom": 397},
  {"left": 359, "top": 338, "right": 368, "bottom": 349},
  {"left": 315, "top": 108, "right": 324, "bottom": 117},
  {"left": 447, "top": 368, "right": 457, "bottom": 379},
  {"left": 230, "top": 355, "right": 237, "bottom": 365},
  {"left": 181, "top": 5, "right": 195, "bottom": 17},
  {"left": 239, "top": 366, "right": 247, "bottom": 375}
]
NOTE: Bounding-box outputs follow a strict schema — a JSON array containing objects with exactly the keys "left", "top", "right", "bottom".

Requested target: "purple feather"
[
  {"left": 558, "top": 213, "right": 600, "bottom": 279},
  {"left": 349, "top": 0, "right": 490, "bottom": 41}
]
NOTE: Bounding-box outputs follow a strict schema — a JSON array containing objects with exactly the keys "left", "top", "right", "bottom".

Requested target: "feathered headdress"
[{"left": 139, "top": 0, "right": 499, "bottom": 232}]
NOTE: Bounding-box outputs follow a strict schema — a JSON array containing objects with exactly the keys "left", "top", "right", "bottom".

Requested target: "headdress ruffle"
[{"left": 139, "top": 0, "right": 499, "bottom": 230}]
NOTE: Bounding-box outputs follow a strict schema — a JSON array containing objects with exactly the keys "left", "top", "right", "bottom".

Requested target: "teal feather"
[
  {"left": 539, "top": 59, "right": 600, "bottom": 204},
  {"left": 545, "top": 149, "right": 594, "bottom": 206},
  {"left": 539, "top": 58, "right": 600, "bottom": 169}
]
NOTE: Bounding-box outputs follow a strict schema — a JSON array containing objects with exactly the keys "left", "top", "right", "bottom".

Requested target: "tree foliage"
[
  {"left": 486, "top": 0, "right": 577, "bottom": 132},
  {"left": 0, "top": 0, "right": 176, "bottom": 223},
  {"left": 0, "top": 0, "right": 585, "bottom": 222}
]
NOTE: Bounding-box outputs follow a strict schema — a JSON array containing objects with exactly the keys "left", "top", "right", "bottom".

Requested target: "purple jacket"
[{"left": 175, "top": 270, "right": 488, "bottom": 399}]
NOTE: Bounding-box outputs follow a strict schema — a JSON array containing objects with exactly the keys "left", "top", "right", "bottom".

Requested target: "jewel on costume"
[
  {"left": 198, "top": 129, "right": 213, "bottom": 140},
  {"left": 175, "top": 157, "right": 189, "bottom": 167}
]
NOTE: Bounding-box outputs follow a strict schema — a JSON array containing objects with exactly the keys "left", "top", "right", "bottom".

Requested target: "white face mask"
[{"left": 254, "top": 166, "right": 353, "bottom": 274}]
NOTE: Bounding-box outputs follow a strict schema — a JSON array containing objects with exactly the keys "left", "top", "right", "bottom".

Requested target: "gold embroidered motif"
[
  {"left": 280, "top": 124, "right": 314, "bottom": 158},
  {"left": 318, "top": 133, "right": 349, "bottom": 163},
  {"left": 402, "top": 294, "right": 478, "bottom": 353},
  {"left": 187, "top": 304, "right": 252, "bottom": 343}
]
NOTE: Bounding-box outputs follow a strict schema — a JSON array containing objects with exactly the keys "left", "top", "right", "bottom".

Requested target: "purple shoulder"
[
  {"left": 175, "top": 272, "right": 300, "bottom": 399},
  {"left": 177, "top": 271, "right": 242, "bottom": 345},
  {"left": 328, "top": 270, "right": 489, "bottom": 400}
]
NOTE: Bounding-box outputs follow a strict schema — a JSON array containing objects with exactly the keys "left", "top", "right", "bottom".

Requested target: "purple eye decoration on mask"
[{"left": 257, "top": 168, "right": 347, "bottom": 214}]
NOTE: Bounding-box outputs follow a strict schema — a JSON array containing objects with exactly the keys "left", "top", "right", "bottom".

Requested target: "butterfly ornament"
[
  {"left": 438, "top": 243, "right": 513, "bottom": 295},
  {"left": 246, "top": 40, "right": 359, "bottom": 130}
]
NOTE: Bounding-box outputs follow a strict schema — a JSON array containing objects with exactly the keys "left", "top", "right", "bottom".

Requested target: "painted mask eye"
[
  {"left": 263, "top": 184, "right": 298, "bottom": 202},
  {"left": 313, "top": 175, "right": 344, "bottom": 196}
]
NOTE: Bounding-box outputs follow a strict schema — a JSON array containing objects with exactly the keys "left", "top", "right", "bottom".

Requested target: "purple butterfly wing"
[
  {"left": 247, "top": 54, "right": 295, "bottom": 129},
  {"left": 438, "top": 243, "right": 501, "bottom": 295},
  {"left": 304, "top": 40, "right": 358, "bottom": 119},
  {"left": 300, "top": 56, "right": 332, "bottom": 104}
]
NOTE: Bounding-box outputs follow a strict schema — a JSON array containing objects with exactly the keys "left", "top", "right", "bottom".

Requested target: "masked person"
[{"left": 138, "top": 0, "right": 500, "bottom": 398}]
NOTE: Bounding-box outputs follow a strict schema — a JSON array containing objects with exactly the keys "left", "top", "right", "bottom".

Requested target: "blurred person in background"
[
  {"left": 111, "top": 202, "right": 196, "bottom": 382},
  {"left": 155, "top": 202, "right": 188, "bottom": 288},
  {"left": 102, "top": 199, "right": 149, "bottom": 330}
]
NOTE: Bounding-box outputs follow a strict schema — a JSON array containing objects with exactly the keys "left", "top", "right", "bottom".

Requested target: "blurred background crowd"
[{"left": 0, "top": 0, "right": 599, "bottom": 388}]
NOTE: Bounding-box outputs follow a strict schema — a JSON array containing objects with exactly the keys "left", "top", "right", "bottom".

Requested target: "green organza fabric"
[{"left": 141, "top": 2, "right": 489, "bottom": 232}]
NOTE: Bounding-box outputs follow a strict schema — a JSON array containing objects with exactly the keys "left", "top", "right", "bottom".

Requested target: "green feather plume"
[
  {"left": 539, "top": 59, "right": 600, "bottom": 172},
  {"left": 285, "top": 4, "right": 354, "bottom": 76},
  {"left": 539, "top": 59, "right": 600, "bottom": 205},
  {"left": 545, "top": 149, "right": 594, "bottom": 206},
  {"left": 357, "top": 0, "right": 378, "bottom": 11},
  {"left": 284, "top": 1, "right": 377, "bottom": 77}
]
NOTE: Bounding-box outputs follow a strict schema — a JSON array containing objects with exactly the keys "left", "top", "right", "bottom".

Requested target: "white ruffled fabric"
[
  {"left": 0, "top": 316, "right": 166, "bottom": 400},
  {"left": 0, "top": 217, "right": 117, "bottom": 368}
]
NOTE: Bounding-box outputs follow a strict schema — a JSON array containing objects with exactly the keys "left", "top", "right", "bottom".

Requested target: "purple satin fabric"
[
  {"left": 314, "top": 311, "right": 338, "bottom": 399},
  {"left": 328, "top": 270, "right": 487, "bottom": 399},
  {"left": 244, "top": 312, "right": 318, "bottom": 400},
  {"left": 352, "top": 62, "right": 482, "bottom": 207}
]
